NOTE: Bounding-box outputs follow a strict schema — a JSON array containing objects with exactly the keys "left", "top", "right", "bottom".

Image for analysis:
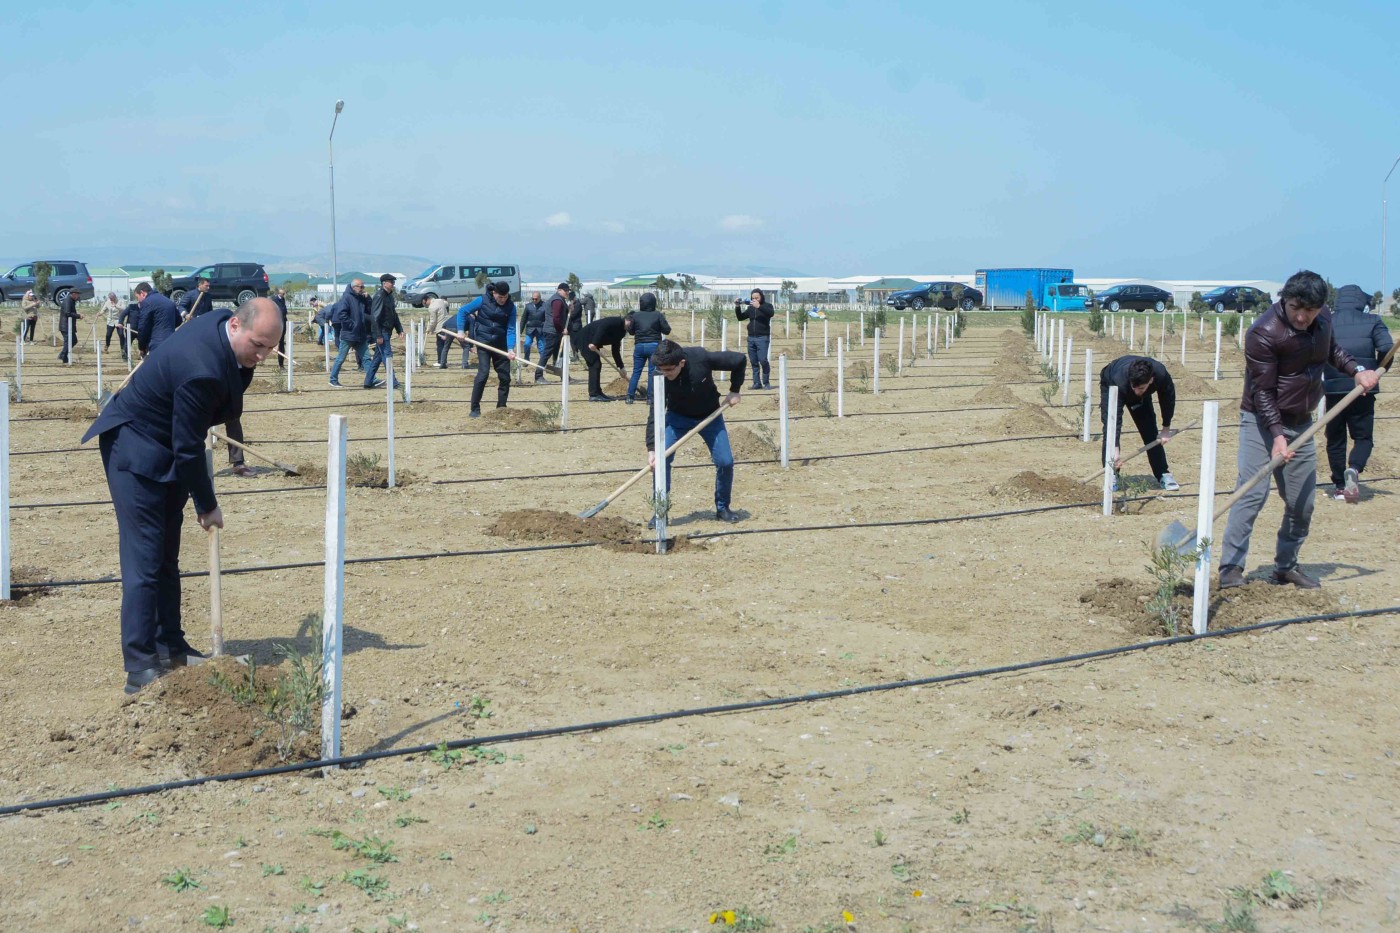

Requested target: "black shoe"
[
  {"left": 625, "top": 397, "right": 635, "bottom": 404},
  {"left": 763, "top": 383, "right": 771, "bottom": 390},
  {"left": 750, "top": 383, "right": 763, "bottom": 390},
  {"left": 124, "top": 667, "right": 165, "bottom": 695},
  {"left": 159, "top": 648, "right": 209, "bottom": 670},
  {"left": 1271, "top": 566, "right": 1320, "bottom": 589},
  {"left": 469, "top": 410, "right": 481, "bottom": 418},
  {"left": 589, "top": 394, "right": 614, "bottom": 402},
  {"left": 365, "top": 379, "right": 385, "bottom": 389},
  {"left": 715, "top": 507, "right": 740, "bottom": 523},
  {"left": 1218, "top": 565, "right": 1245, "bottom": 589}
]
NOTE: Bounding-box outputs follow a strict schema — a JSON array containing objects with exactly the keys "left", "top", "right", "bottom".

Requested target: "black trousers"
[
  {"left": 1100, "top": 385, "right": 1169, "bottom": 480},
  {"left": 540, "top": 333, "right": 563, "bottom": 371},
  {"left": 436, "top": 334, "right": 470, "bottom": 368},
  {"left": 105, "top": 324, "right": 129, "bottom": 357},
  {"left": 100, "top": 431, "right": 197, "bottom": 671},
  {"left": 224, "top": 416, "right": 246, "bottom": 466},
  {"left": 23, "top": 317, "right": 36, "bottom": 341},
  {"left": 471, "top": 342, "right": 511, "bottom": 411},
  {"left": 581, "top": 346, "right": 606, "bottom": 397},
  {"left": 1324, "top": 391, "right": 1375, "bottom": 486}
]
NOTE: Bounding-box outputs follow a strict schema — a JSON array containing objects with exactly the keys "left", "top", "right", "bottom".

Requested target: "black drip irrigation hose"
[{"left": 2, "top": 604, "right": 1393, "bottom": 818}]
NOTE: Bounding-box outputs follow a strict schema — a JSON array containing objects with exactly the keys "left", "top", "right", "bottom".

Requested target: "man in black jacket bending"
[
  {"left": 735, "top": 288, "right": 775, "bottom": 389},
  {"left": 1099, "top": 355, "right": 1179, "bottom": 491},
  {"left": 645, "top": 339, "right": 745, "bottom": 524},
  {"left": 1322, "top": 284, "right": 1393, "bottom": 502},
  {"left": 578, "top": 314, "right": 627, "bottom": 402}
]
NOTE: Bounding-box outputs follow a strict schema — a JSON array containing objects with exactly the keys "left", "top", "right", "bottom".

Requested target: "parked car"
[
  {"left": 167, "top": 263, "right": 270, "bottom": 304},
  {"left": 1040, "top": 282, "right": 1092, "bottom": 312},
  {"left": 1200, "top": 285, "right": 1269, "bottom": 313},
  {"left": 1090, "top": 284, "right": 1174, "bottom": 313},
  {"left": 401, "top": 263, "right": 522, "bottom": 307},
  {"left": 1, "top": 260, "right": 95, "bottom": 306},
  {"left": 884, "top": 281, "right": 983, "bottom": 311}
]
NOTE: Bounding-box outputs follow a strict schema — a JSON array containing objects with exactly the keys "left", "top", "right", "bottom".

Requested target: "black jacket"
[
  {"left": 644, "top": 347, "right": 747, "bottom": 450},
  {"left": 736, "top": 300, "right": 775, "bottom": 337},
  {"left": 1242, "top": 302, "right": 1358, "bottom": 435},
  {"left": 1324, "top": 285, "right": 1393, "bottom": 395},
  {"left": 578, "top": 316, "right": 627, "bottom": 369},
  {"left": 627, "top": 294, "right": 671, "bottom": 343},
  {"left": 83, "top": 309, "right": 254, "bottom": 515},
  {"left": 370, "top": 286, "right": 402, "bottom": 341},
  {"left": 178, "top": 290, "right": 212, "bottom": 320},
  {"left": 521, "top": 300, "right": 548, "bottom": 336},
  {"left": 330, "top": 285, "right": 371, "bottom": 343},
  {"left": 137, "top": 292, "right": 182, "bottom": 354},
  {"left": 567, "top": 298, "right": 585, "bottom": 336},
  {"left": 1099, "top": 355, "right": 1176, "bottom": 427},
  {"left": 473, "top": 296, "right": 516, "bottom": 347},
  {"left": 59, "top": 292, "right": 82, "bottom": 336}
]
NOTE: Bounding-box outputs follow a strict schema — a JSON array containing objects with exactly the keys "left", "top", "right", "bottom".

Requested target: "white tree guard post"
[
  {"left": 1034, "top": 311, "right": 1040, "bottom": 352},
  {"left": 910, "top": 314, "right": 917, "bottom": 363},
  {"left": 802, "top": 323, "right": 807, "bottom": 361},
  {"left": 689, "top": 310, "right": 695, "bottom": 340},
  {"left": 283, "top": 321, "right": 294, "bottom": 392},
  {"left": 1199, "top": 314, "right": 1204, "bottom": 338},
  {"left": 1102, "top": 385, "right": 1119, "bottom": 517},
  {"left": 1213, "top": 319, "right": 1222, "bottom": 380},
  {"left": 1059, "top": 320, "right": 1068, "bottom": 379},
  {"left": 1081, "top": 348, "right": 1094, "bottom": 442},
  {"left": 784, "top": 308, "right": 790, "bottom": 338},
  {"left": 14, "top": 336, "right": 21, "bottom": 402},
  {"left": 945, "top": 317, "right": 951, "bottom": 349},
  {"left": 897, "top": 317, "right": 904, "bottom": 374},
  {"left": 1180, "top": 325, "right": 1187, "bottom": 365},
  {"left": 1237, "top": 318, "right": 1244, "bottom": 349},
  {"left": 823, "top": 319, "right": 829, "bottom": 357},
  {"left": 860, "top": 312, "right": 865, "bottom": 347},
  {"left": 0, "top": 380, "right": 9, "bottom": 600},
  {"left": 652, "top": 374, "right": 667, "bottom": 554},
  {"left": 836, "top": 337, "right": 845, "bottom": 418},
  {"left": 1061, "top": 336, "right": 1073, "bottom": 404},
  {"left": 385, "top": 353, "right": 396, "bottom": 488},
  {"left": 321, "top": 414, "right": 347, "bottom": 763},
  {"left": 778, "top": 354, "right": 790, "bottom": 469},
  {"left": 403, "top": 329, "right": 413, "bottom": 404},
  {"left": 873, "top": 331, "right": 881, "bottom": 395},
  {"left": 1191, "top": 401, "right": 1220, "bottom": 635},
  {"left": 323, "top": 324, "right": 332, "bottom": 374},
  {"left": 925, "top": 313, "right": 932, "bottom": 356},
  {"left": 49, "top": 312, "right": 56, "bottom": 347},
  {"left": 846, "top": 321, "right": 852, "bottom": 351},
  {"left": 66, "top": 318, "right": 74, "bottom": 366},
  {"left": 1129, "top": 317, "right": 1135, "bottom": 350},
  {"left": 720, "top": 318, "right": 728, "bottom": 352},
  {"left": 95, "top": 337, "right": 103, "bottom": 405},
  {"left": 699, "top": 319, "right": 706, "bottom": 349},
  {"left": 560, "top": 336, "right": 571, "bottom": 431}
]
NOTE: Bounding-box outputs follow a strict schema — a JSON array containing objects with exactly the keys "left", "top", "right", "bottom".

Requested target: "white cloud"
[
  {"left": 544, "top": 211, "right": 572, "bottom": 227},
  {"left": 599, "top": 220, "right": 626, "bottom": 234},
  {"left": 720, "top": 214, "right": 762, "bottom": 231}
]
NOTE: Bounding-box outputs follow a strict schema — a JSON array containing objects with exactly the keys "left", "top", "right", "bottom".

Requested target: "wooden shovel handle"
[
  {"left": 207, "top": 429, "right": 300, "bottom": 475},
  {"left": 435, "top": 329, "right": 546, "bottom": 372},
  {"left": 1079, "top": 418, "right": 1199, "bottom": 484},
  {"left": 594, "top": 405, "right": 730, "bottom": 509}
]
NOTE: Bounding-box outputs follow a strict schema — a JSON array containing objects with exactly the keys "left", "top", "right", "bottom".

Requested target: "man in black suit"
[
  {"left": 134, "top": 282, "right": 182, "bottom": 355},
  {"left": 58, "top": 289, "right": 83, "bottom": 363},
  {"left": 83, "top": 299, "right": 284, "bottom": 694},
  {"left": 177, "top": 277, "right": 213, "bottom": 322}
]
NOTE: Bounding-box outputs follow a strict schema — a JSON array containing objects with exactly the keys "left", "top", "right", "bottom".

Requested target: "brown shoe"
[
  {"left": 1218, "top": 565, "right": 1246, "bottom": 589},
  {"left": 230, "top": 465, "right": 255, "bottom": 478},
  {"left": 1270, "top": 566, "right": 1320, "bottom": 589}
]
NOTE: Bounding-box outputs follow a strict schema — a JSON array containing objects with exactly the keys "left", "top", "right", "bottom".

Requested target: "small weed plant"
[
  {"left": 162, "top": 868, "right": 203, "bottom": 892},
  {"left": 201, "top": 905, "right": 233, "bottom": 929}
]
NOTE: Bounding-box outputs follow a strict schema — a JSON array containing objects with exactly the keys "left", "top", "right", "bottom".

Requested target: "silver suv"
[{"left": 1, "top": 260, "right": 95, "bottom": 306}]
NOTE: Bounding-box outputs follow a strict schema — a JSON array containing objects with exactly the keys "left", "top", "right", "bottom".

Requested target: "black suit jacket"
[
  {"left": 83, "top": 309, "right": 254, "bottom": 514},
  {"left": 137, "top": 293, "right": 182, "bottom": 354}
]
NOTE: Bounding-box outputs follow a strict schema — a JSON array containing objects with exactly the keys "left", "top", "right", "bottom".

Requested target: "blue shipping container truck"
[{"left": 975, "top": 268, "right": 1074, "bottom": 310}]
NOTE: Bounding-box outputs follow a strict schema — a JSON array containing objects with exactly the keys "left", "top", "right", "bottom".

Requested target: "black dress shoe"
[
  {"left": 124, "top": 667, "right": 165, "bottom": 695},
  {"left": 715, "top": 507, "right": 741, "bottom": 523},
  {"left": 1271, "top": 566, "right": 1320, "bottom": 589},
  {"left": 1219, "top": 565, "right": 1246, "bottom": 589},
  {"left": 589, "top": 394, "right": 614, "bottom": 402},
  {"left": 160, "top": 648, "right": 209, "bottom": 669}
]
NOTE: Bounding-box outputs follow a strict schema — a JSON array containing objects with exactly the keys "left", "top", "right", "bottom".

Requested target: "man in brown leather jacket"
[{"left": 1219, "top": 270, "right": 1379, "bottom": 589}]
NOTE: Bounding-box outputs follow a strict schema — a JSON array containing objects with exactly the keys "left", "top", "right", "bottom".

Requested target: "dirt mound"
[
  {"left": 397, "top": 400, "right": 444, "bottom": 414},
  {"left": 295, "top": 455, "right": 416, "bottom": 487},
  {"left": 769, "top": 390, "right": 827, "bottom": 414},
  {"left": 28, "top": 403, "right": 97, "bottom": 421},
  {"left": 971, "top": 384, "right": 1020, "bottom": 405},
  {"left": 991, "top": 470, "right": 1094, "bottom": 505},
  {"left": 464, "top": 407, "right": 554, "bottom": 431},
  {"left": 1080, "top": 576, "right": 1340, "bottom": 636},
  {"left": 991, "top": 354, "right": 1033, "bottom": 382},
  {"left": 1165, "top": 362, "right": 1215, "bottom": 396},
  {"left": 680, "top": 425, "right": 777, "bottom": 462},
  {"left": 603, "top": 377, "right": 646, "bottom": 398},
  {"left": 3, "top": 564, "right": 57, "bottom": 607},
  {"left": 78, "top": 657, "right": 321, "bottom": 775},
  {"left": 993, "top": 404, "right": 1067, "bottom": 437},
  {"left": 487, "top": 508, "right": 693, "bottom": 554},
  {"left": 805, "top": 370, "right": 838, "bottom": 393}
]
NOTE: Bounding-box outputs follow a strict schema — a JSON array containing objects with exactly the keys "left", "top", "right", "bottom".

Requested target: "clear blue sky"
[{"left": 8, "top": 0, "right": 1398, "bottom": 284}]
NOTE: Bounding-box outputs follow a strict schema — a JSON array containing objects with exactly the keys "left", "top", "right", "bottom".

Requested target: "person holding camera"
[{"left": 735, "top": 288, "right": 775, "bottom": 389}]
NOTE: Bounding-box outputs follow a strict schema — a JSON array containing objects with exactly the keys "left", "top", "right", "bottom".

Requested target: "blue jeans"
[
  {"left": 330, "top": 339, "right": 368, "bottom": 382},
  {"left": 364, "top": 341, "right": 397, "bottom": 387},
  {"left": 628, "top": 341, "right": 659, "bottom": 399},
  {"left": 662, "top": 411, "right": 734, "bottom": 510},
  {"left": 747, "top": 335, "right": 770, "bottom": 386},
  {"left": 522, "top": 333, "right": 542, "bottom": 361}
]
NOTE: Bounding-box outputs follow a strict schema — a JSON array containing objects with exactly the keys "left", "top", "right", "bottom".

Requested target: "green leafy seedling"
[
  {"left": 163, "top": 868, "right": 203, "bottom": 893},
  {"left": 201, "top": 904, "right": 233, "bottom": 928}
]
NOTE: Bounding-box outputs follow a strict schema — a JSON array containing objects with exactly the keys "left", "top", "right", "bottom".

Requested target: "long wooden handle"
[
  {"left": 597, "top": 405, "right": 730, "bottom": 507},
  {"left": 209, "top": 527, "right": 224, "bottom": 657},
  {"left": 1079, "top": 418, "right": 1199, "bottom": 484},
  {"left": 207, "top": 430, "right": 300, "bottom": 474},
  {"left": 435, "top": 328, "right": 547, "bottom": 372}
]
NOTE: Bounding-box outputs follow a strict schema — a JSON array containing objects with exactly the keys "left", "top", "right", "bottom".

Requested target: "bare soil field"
[{"left": 0, "top": 314, "right": 1396, "bottom": 932}]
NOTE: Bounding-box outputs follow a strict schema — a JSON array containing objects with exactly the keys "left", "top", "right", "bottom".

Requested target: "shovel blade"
[
  {"left": 577, "top": 501, "right": 607, "bottom": 520},
  {"left": 1156, "top": 520, "right": 1195, "bottom": 556}
]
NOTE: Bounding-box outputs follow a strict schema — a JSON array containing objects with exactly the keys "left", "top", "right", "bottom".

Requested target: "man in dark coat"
[
  {"left": 1322, "top": 284, "right": 1394, "bottom": 502},
  {"left": 364, "top": 274, "right": 402, "bottom": 389},
  {"left": 735, "top": 288, "right": 776, "bottom": 389},
  {"left": 578, "top": 314, "right": 627, "bottom": 401},
  {"left": 458, "top": 282, "right": 516, "bottom": 416},
  {"left": 135, "top": 282, "right": 181, "bottom": 356},
  {"left": 58, "top": 289, "right": 83, "bottom": 363},
  {"left": 1099, "top": 355, "right": 1179, "bottom": 491},
  {"left": 177, "top": 277, "right": 213, "bottom": 322},
  {"left": 82, "top": 300, "right": 284, "bottom": 693},
  {"left": 540, "top": 283, "right": 571, "bottom": 374},
  {"left": 520, "top": 292, "right": 547, "bottom": 365},
  {"left": 328, "top": 280, "right": 371, "bottom": 386}
]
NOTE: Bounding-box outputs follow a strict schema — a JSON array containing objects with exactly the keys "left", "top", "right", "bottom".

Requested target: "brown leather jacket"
[{"left": 1242, "top": 302, "right": 1358, "bottom": 437}]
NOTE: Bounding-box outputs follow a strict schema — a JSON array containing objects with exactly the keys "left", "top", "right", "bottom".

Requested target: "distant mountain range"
[{"left": 0, "top": 247, "right": 808, "bottom": 283}]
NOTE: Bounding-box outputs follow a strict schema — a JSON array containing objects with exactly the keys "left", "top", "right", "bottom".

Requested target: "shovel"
[
  {"left": 436, "top": 328, "right": 563, "bottom": 378},
  {"left": 208, "top": 429, "right": 301, "bottom": 476},
  {"left": 1079, "top": 418, "right": 1199, "bottom": 484},
  {"left": 578, "top": 403, "right": 730, "bottom": 519},
  {"left": 1159, "top": 346, "right": 1395, "bottom": 554}
]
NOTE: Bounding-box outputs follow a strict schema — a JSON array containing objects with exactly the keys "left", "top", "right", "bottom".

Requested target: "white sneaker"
[{"left": 1160, "top": 472, "right": 1180, "bottom": 492}]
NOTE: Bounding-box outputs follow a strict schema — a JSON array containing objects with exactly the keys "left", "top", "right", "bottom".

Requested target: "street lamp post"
[
  {"left": 1385, "top": 154, "right": 1400, "bottom": 305},
  {"left": 330, "top": 100, "right": 344, "bottom": 298}
]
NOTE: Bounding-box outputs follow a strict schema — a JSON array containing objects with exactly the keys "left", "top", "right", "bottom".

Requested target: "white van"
[{"left": 400, "top": 263, "right": 522, "bottom": 307}]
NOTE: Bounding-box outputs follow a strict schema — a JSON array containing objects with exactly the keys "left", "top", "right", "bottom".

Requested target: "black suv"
[
  {"left": 1090, "top": 284, "right": 1174, "bottom": 312},
  {"left": 1200, "top": 285, "right": 1269, "bottom": 313},
  {"left": 167, "top": 263, "right": 270, "bottom": 305},
  {"left": 884, "top": 281, "right": 983, "bottom": 311}
]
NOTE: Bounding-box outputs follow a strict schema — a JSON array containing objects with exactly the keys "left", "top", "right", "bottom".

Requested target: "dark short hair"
[
  {"left": 652, "top": 339, "right": 685, "bottom": 368},
  {"left": 1127, "top": 359, "right": 1154, "bottom": 387},
  {"left": 488, "top": 280, "right": 510, "bottom": 296},
  {"left": 557, "top": 282, "right": 570, "bottom": 292},
  {"left": 380, "top": 273, "right": 396, "bottom": 284},
  {"left": 1280, "top": 270, "right": 1328, "bottom": 309},
  {"left": 196, "top": 276, "right": 210, "bottom": 285},
  {"left": 134, "top": 282, "right": 152, "bottom": 295}
]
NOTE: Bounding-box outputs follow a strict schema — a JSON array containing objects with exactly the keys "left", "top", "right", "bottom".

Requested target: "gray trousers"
[{"left": 1220, "top": 411, "right": 1316, "bottom": 572}]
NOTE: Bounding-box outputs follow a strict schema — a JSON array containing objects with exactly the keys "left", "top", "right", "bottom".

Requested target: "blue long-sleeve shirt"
[{"left": 455, "top": 297, "right": 483, "bottom": 335}]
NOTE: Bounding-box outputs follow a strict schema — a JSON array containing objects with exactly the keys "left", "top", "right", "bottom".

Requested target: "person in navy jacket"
[
  {"left": 83, "top": 299, "right": 285, "bottom": 694},
  {"left": 134, "top": 282, "right": 182, "bottom": 356}
]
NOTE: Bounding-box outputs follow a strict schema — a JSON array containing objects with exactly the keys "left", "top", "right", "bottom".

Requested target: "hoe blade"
[{"left": 1156, "top": 520, "right": 1195, "bottom": 556}]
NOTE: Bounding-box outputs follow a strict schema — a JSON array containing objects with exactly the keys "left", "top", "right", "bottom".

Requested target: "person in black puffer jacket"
[
  {"left": 1322, "top": 284, "right": 1394, "bottom": 501},
  {"left": 461, "top": 281, "right": 517, "bottom": 416},
  {"left": 735, "top": 288, "right": 775, "bottom": 389},
  {"left": 624, "top": 292, "right": 670, "bottom": 403}
]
